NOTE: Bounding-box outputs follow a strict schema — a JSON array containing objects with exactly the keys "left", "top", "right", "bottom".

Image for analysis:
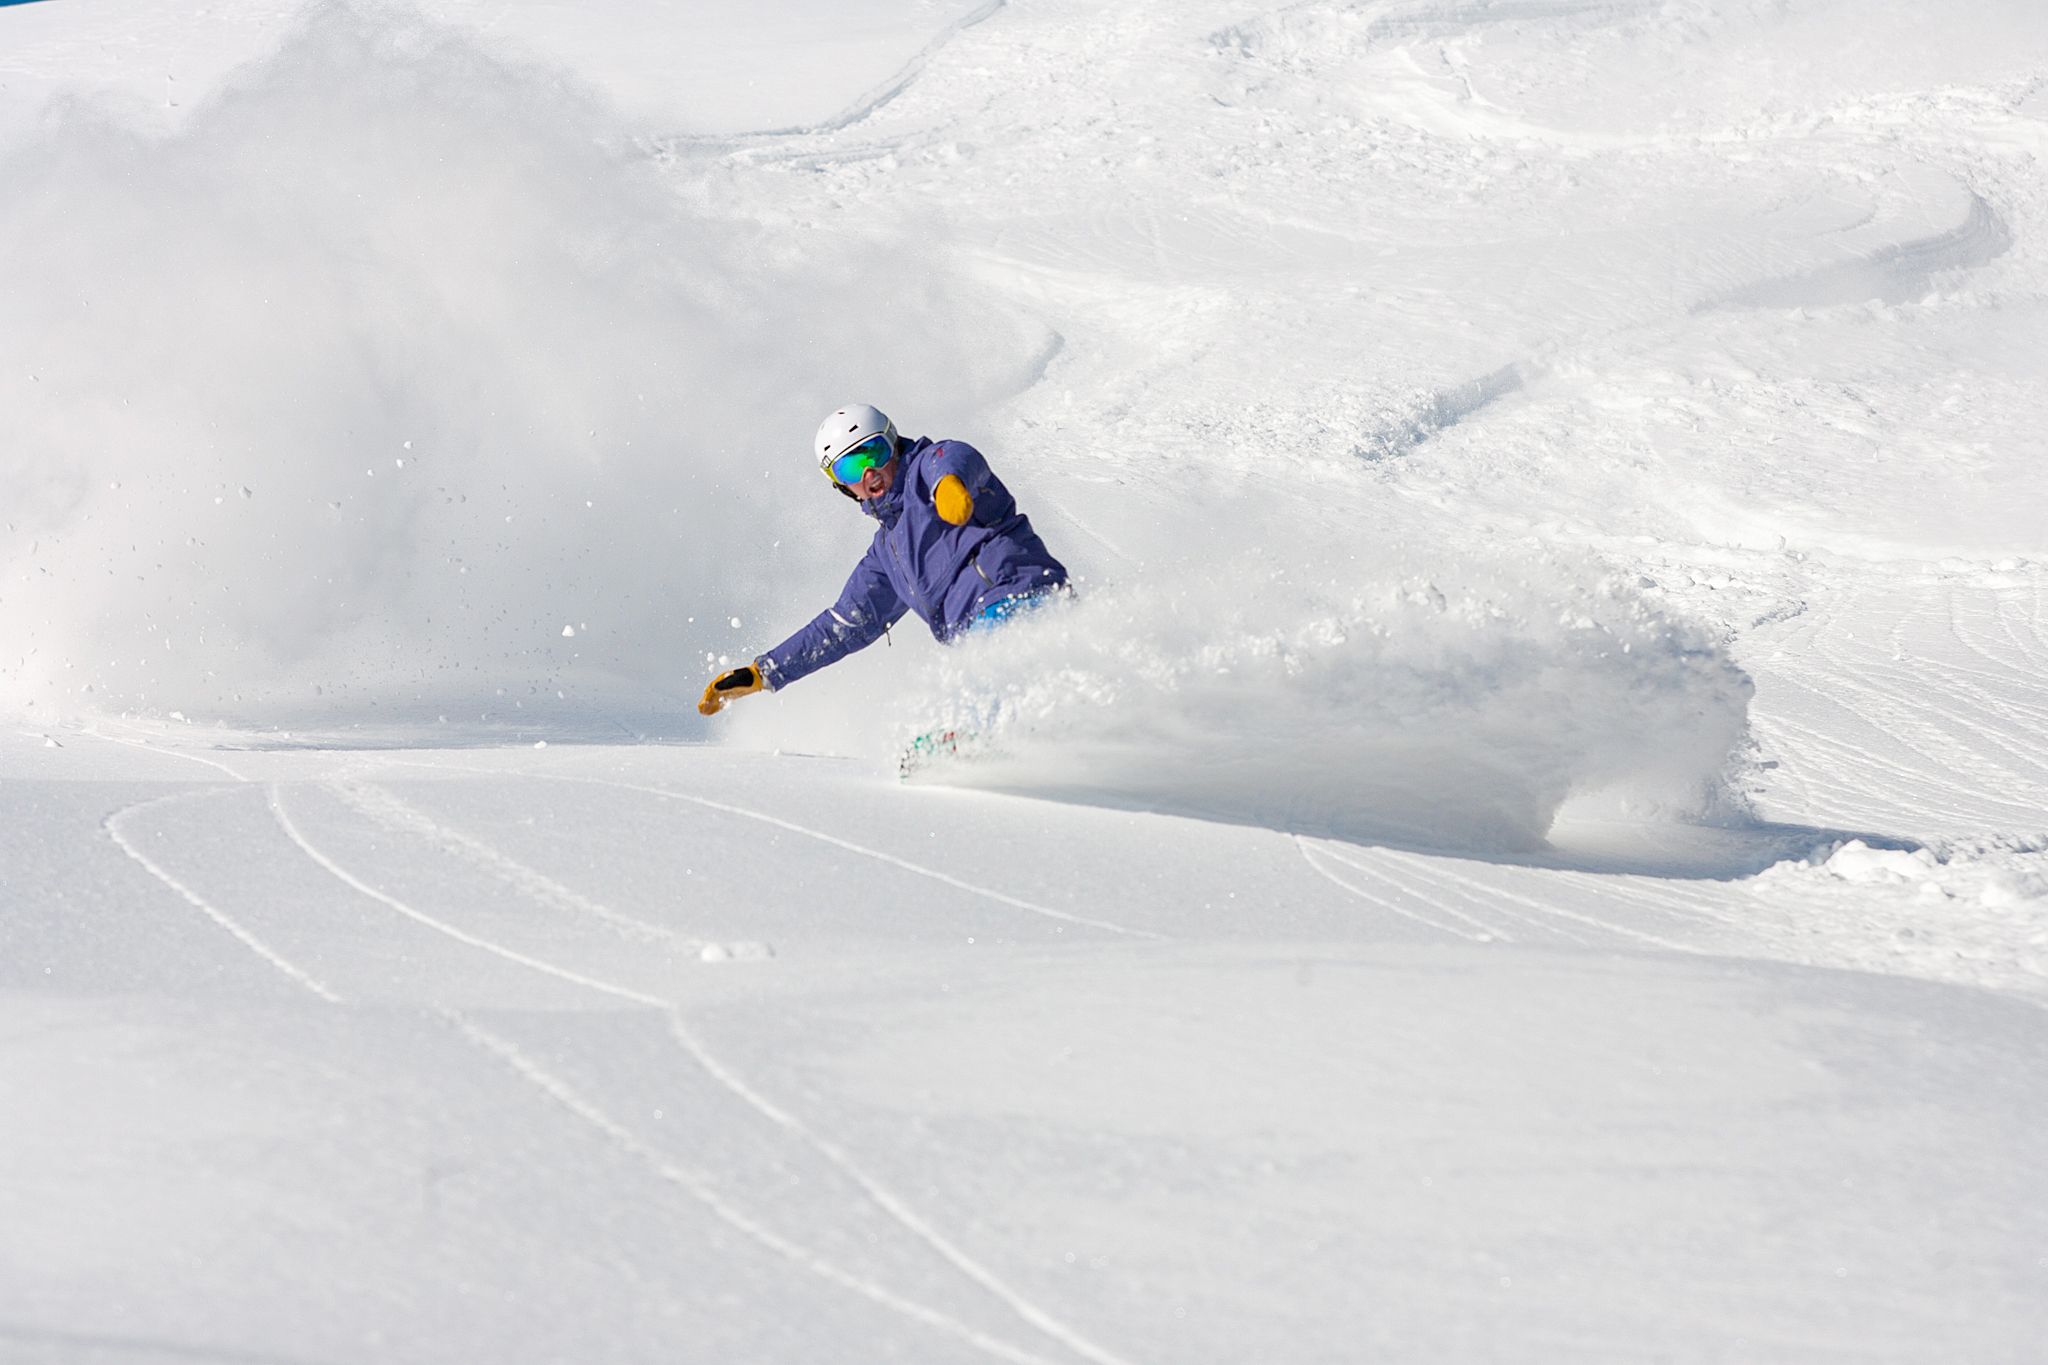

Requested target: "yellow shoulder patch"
[{"left": 933, "top": 473, "right": 974, "bottom": 526}]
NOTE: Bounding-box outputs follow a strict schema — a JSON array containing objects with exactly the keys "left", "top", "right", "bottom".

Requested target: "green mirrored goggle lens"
[{"left": 828, "top": 434, "right": 893, "bottom": 486}]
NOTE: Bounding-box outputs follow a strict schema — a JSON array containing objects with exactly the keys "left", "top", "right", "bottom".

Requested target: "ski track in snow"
[
  {"left": 329, "top": 779, "right": 715, "bottom": 952},
  {"left": 250, "top": 779, "right": 1133, "bottom": 1365},
  {"left": 265, "top": 783, "right": 677, "bottom": 1008},
  {"left": 648, "top": 0, "right": 1010, "bottom": 148},
  {"left": 1762, "top": 639, "right": 2048, "bottom": 829},
  {"left": 453, "top": 1017, "right": 1091, "bottom": 1365},
  {"left": 1301, "top": 827, "right": 1718, "bottom": 955},
  {"left": 103, "top": 787, "right": 343, "bottom": 1004},
  {"left": 72, "top": 712, "right": 2048, "bottom": 1002},
  {"left": 614, "top": 779, "right": 1166, "bottom": 941},
  {"left": 373, "top": 756, "right": 1166, "bottom": 942},
  {"left": 83, "top": 719, "right": 257, "bottom": 782},
  {"left": 1377, "top": 848, "right": 1700, "bottom": 954},
  {"left": 1704, "top": 190, "right": 2014, "bottom": 311},
  {"left": 1292, "top": 835, "right": 1500, "bottom": 943},
  {"left": 71, "top": 742, "right": 1149, "bottom": 1364},
  {"left": 1328, "top": 841, "right": 1587, "bottom": 947},
  {"left": 659, "top": 1011, "right": 1142, "bottom": 1365}
]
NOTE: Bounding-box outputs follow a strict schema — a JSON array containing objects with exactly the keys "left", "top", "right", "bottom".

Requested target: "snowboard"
[{"left": 898, "top": 727, "right": 983, "bottom": 780}]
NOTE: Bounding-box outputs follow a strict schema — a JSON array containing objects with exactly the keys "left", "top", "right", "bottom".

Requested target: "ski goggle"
[{"left": 824, "top": 433, "right": 893, "bottom": 487}]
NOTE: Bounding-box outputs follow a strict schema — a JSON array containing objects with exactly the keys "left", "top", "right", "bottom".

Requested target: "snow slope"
[
  {"left": 4, "top": 0, "right": 2048, "bottom": 1360},
  {"left": 8, "top": 728, "right": 2047, "bottom": 1362}
]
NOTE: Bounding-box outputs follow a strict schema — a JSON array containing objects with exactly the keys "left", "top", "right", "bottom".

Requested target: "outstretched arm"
[
  {"left": 699, "top": 543, "right": 906, "bottom": 714},
  {"left": 761, "top": 545, "right": 908, "bottom": 688}
]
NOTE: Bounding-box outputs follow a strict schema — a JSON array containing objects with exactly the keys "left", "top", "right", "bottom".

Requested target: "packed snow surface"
[{"left": 4, "top": 0, "right": 2048, "bottom": 1360}]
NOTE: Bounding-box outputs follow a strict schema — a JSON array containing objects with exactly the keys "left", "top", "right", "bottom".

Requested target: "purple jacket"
[{"left": 758, "top": 436, "right": 1067, "bottom": 689}]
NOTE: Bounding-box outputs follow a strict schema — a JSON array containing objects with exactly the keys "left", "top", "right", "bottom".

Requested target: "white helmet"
[{"left": 814, "top": 403, "right": 896, "bottom": 478}]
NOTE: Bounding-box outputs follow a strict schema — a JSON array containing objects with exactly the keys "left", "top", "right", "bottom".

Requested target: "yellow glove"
[
  {"left": 934, "top": 473, "right": 974, "bottom": 526},
  {"left": 698, "top": 662, "right": 767, "bottom": 716}
]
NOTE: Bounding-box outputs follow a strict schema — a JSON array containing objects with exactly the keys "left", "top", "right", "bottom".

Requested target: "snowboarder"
[{"left": 698, "top": 404, "right": 1070, "bottom": 716}]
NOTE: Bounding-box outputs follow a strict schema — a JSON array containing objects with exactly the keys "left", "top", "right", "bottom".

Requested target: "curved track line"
[
  {"left": 665, "top": 1014, "right": 1139, "bottom": 1365},
  {"left": 1384, "top": 859, "right": 1594, "bottom": 946},
  {"left": 817, "top": 0, "right": 1007, "bottom": 133},
  {"left": 267, "top": 786, "right": 671, "bottom": 1008},
  {"left": 1709, "top": 190, "right": 2011, "bottom": 310},
  {"left": 1759, "top": 676, "right": 2010, "bottom": 807},
  {"left": 80, "top": 723, "right": 253, "bottom": 782},
  {"left": 1944, "top": 588, "right": 2046, "bottom": 685},
  {"left": 1853, "top": 652, "right": 2048, "bottom": 730},
  {"left": 1762, "top": 705, "right": 2035, "bottom": 823},
  {"left": 330, "top": 781, "right": 710, "bottom": 951},
  {"left": 1998, "top": 586, "right": 2046, "bottom": 666},
  {"left": 1814, "top": 639, "right": 2048, "bottom": 786},
  {"left": 105, "top": 788, "right": 341, "bottom": 1003},
  {"left": 661, "top": 0, "right": 1006, "bottom": 146},
  {"left": 375, "top": 759, "right": 1164, "bottom": 942},
  {"left": 1292, "top": 837, "right": 1494, "bottom": 942},
  {"left": 1379, "top": 849, "right": 1697, "bottom": 952},
  {"left": 454, "top": 1017, "right": 1071, "bottom": 1365},
  {"left": 599, "top": 777, "right": 1163, "bottom": 940},
  {"left": 1555, "top": 871, "right": 1747, "bottom": 932},
  {"left": 1308, "top": 840, "right": 1522, "bottom": 943},
  {"left": 1313, "top": 839, "right": 1595, "bottom": 946},
  {"left": 268, "top": 787, "right": 1104, "bottom": 1363}
]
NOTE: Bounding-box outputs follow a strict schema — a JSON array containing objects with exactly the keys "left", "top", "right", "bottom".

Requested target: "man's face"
[{"left": 849, "top": 457, "right": 897, "bottom": 502}]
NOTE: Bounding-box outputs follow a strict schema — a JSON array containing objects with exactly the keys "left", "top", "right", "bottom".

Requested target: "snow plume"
[
  {"left": 0, "top": 1, "right": 1041, "bottom": 725},
  {"left": 905, "top": 550, "right": 1755, "bottom": 852}
]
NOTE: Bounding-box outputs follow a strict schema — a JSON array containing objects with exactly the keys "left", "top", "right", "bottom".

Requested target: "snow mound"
[
  {"left": 1823, "top": 839, "right": 1939, "bottom": 885},
  {"left": 1750, "top": 835, "right": 2048, "bottom": 989},
  {"left": 1789, "top": 834, "right": 2048, "bottom": 908},
  {"left": 904, "top": 549, "right": 1754, "bottom": 851},
  {"left": 0, "top": 2, "right": 1044, "bottom": 724}
]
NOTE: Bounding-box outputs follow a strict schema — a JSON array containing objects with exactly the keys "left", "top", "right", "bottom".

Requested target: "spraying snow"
[
  {"left": 0, "top": 2, "right": 1046, "bottom": 724},
  {"left": 905, "top": 546, "right": 1752, "bottom": 850}
]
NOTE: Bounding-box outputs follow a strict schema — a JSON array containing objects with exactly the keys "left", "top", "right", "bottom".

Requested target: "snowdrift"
[
  {"left": 0, "top": 3, "right": 1047, "bottom": 724},
  {"left": 903, "top": 546, "right": 1754, "bottom": 851}
]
